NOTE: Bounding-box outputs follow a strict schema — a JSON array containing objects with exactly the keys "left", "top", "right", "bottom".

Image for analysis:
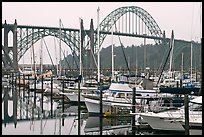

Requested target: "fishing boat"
[{"left": 83, "top": 82, "right": 162, "bottom": 114}]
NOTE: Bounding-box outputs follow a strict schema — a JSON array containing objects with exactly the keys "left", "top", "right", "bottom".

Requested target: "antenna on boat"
[{"left": 97, "top": 7, "right": 100, "bottom": 84}]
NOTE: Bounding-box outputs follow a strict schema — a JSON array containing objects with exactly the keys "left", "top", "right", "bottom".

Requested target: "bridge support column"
[
  {"left": 2, "top": 19, "right": 18, "bottom": 71},
  {"left": 84, "top": 19, "right": 95, "bottom": 77},
  {"left": 13, "top": 19, "right": 18, "bottom": 70},
  {"left": 3, "top": 21, "right": 10, "bottom": 68},
  {"left": 89, "top": 19, "right": 95, "bottom": 69}
]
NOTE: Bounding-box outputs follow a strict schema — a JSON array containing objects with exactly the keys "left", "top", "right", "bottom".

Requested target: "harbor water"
[{"left": 2, "top": 82, "right": 202, "bottom": 135}]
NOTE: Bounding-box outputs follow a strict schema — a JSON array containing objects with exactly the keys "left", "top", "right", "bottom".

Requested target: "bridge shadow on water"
[{"left": 2, "top": 83, "right": 202, "bottom": 135}]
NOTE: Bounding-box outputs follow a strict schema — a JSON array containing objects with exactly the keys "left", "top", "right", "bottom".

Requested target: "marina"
[
  {"left": 2, "top": 2, "right": 202, "bottom": 135},
  {"left": 2, "top": 71, "right": 202, "bottom": 135}
]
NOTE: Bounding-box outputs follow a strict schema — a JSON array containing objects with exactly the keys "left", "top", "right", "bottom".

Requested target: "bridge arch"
[
  {"left": 2, "top": 6, "right": 178, "bottom": 71},
  {"left": 95, "top": 6, "right": 163, "bottom": 52},
  {"left": 17, "top": 29, "right": 80, "bottom": 62}
]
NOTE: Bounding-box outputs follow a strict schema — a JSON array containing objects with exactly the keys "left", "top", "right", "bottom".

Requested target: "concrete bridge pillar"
[
  {"left": 89, "top": 19, "right": 95, "bottom": 69},
  {"left": 13, "top": 19, "right": 18, "bottom": 70},
  {"left": 2, "top": 19, "right": 18, "bottom": 71}
]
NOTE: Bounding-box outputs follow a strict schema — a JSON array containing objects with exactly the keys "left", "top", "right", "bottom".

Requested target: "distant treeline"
[{"left": 61, "top": 41, "right": 201, "bottom": 72}]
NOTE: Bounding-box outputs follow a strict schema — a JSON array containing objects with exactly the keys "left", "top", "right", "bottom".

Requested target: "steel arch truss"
[
  {"left": 95, "top": 6, "right": 163, "bottom": 53},
  {"left": 17, "top": 28, "right": 81, "bottom": 62}
]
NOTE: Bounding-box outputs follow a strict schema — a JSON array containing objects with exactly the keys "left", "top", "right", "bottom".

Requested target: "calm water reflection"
[
  {"left": 2, "top": 84, "right": 202, "bottom": 135},
  {"left": 2, "top": 84, "right": 132, "bottom": 135}
]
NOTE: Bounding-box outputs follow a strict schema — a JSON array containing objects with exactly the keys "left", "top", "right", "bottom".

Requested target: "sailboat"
[
  {"left": 83, "top": 11, "right": 166, "bottom": 115},
  {"left": 159, "top": 34, "right": 200, "bottom": 95},
  {"left": 157, "top": 30, "right": 181, "bottom": 88},
  {"left": 29, "top": 38, "right": 48, "bottom": 93},
  {"left": 28, "top": 35, "right": 60, "bottom": 93},
  {"left": 181, "top": 42, "right": 201, "bottom": 89},
  {"left": 59, "top": 18, "right": 99, "bottom": 102}
]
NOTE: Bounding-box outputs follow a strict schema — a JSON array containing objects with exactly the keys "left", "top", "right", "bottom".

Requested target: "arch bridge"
[{"left": 2, "top": 6, "right": 199, "bottom": 72}]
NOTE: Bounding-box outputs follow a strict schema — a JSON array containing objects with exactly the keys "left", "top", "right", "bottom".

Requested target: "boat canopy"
[
  {"left": 159, "top": 87, "right": 200, "bottom": 95},
  {"left": 109, "top": 83, "right": 132, "bottom": 92}
]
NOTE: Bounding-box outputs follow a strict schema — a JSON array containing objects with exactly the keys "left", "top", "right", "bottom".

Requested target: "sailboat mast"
[
  {"left": 169, "top": 30, "right": 174, "bottom": 76},
  {"left": 54, "top": 36, "right": 58, "bottom": 76},
  {"left": 30, "top": 43, "right": 32, "bottom": 71},
  {"left": 111, "top": 14, "right": 114, "bottom": 81},
  {"left": 59, "top": 19, "right": 62, "bottom": 77},
  {"left": 79, "top": 18, "right": 82, "bottom": 76},
  {"left": 135, "top": 45, "right": 137, "bottom": 78},
  {"left": 143, "top": 36, "right": 147, "bottom": 88},
  {"left": 22, "top": 49, "right": 25, "bottom": 71},
  {"left": 190, "top": 42, "right": 193, "bottom": 83},
  {"left": 181, "top": 52, "right": 184, "bottom": 78},
  {"left": 40, "top": 34, "right": 43, "bottom": 74},
  {"left": 97, "top": 7, "right": 100, "bottom": 83},
  {"left": 31, "top": 39, "right": 36, "bottom": 74}
]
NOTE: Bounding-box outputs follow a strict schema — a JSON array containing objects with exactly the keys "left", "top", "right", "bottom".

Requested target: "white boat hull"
[
  {"left": 84, "top": 96, "right": 133, "bottom": 114},
  {"left": 140, "top": 112, "right": 184, "bottom": 131},
  {"left": 84, "top": 97, "right": 112, "bottom": 114}
]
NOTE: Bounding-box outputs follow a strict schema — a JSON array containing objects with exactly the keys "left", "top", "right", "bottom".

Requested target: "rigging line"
[
  {"left": 62, "top": 41, "right": 80, "bottom": 71},
  {"left": 156, "top": 38, "right": 174, "bottom": 87},
  {"left": 40, "top": 108, "right": 50, "bottom": 133},
  {"left": 64, "top": 41, "right": 80, "bottom": 70},
  {"left": 157, "top": 41, "right": 171, "bottom": 74},
  {"left": 60, "top": 19, "right": 65, "bottom": 30},
  {"left": 54, "top": 110, "right": 58, "bottom": 135},
  {"left": 86, "top": 40, "right": 98, "bottom": 69},
  {"left": 61, "top": 49, "right": 71, "bottom": 70},
  {"left": 42, "top": 114, "right": 48, "bottom": 133},
  {"left": 59, "top": 34, "right": 79, "bottom": 71},
  {"left": 114, "top": 23, "right": 131, "bottom": 74},
  {"left": 57, "top": 20, "right": 80, "bottom": 70},
  {"left": 54, "top": 109, "right": 59, "bottom": 135},
  {"left": 85, "top": 31, "right": 98, "bottom": 69},
  {"left": 42, "top": 38, "right": 57, "bottom": 71},
  {"left": 71, "top": 50, "right": 79, "bottom": 70},
  {"left": 69, "top": 115, "right": 77, "bottom": 135}
]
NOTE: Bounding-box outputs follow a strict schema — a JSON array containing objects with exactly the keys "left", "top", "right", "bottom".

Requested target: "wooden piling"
[
  {"left": 100, "top": 79, "right": 103, "bottom": 135},
  {"left": 51, "top": 76, "right": 53, "bottom": 118},
  {"left": 62, "top": 78, "right": 64, "bottom": 126},
  {"left": 34, "top": 75, "right": 37, "bottom": 108},
  {"left": 132, "top": 87, "right": 136, "bottom": 135},
  {"left": 184, "top": 94, "right": 189, "bottom": 135},
  {"left": 78, "top": 77, "right": 81, "bottom": 135},
  {"left": 41, "top": 76, "right": 44, "bottom": 114}
]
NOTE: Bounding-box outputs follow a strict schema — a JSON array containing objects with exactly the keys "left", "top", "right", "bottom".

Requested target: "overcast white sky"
[{"left": 2, "top": 2, "right": 202, "bottom": 64}]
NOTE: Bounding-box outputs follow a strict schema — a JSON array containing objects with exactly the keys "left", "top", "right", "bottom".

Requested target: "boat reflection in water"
[{"left": 84, "top": 116, "right": 132, "bottom": 135}]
